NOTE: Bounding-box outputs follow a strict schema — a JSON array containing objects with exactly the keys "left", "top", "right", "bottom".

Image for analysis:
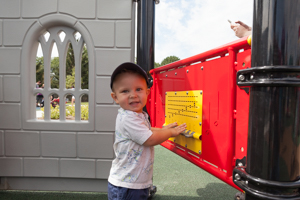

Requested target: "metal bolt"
[
  {"left": 199, "top": 122, "right": 202, "bottom": 126},
  {"left": 245, "top": 180, "right": 248, "bottom": 185},
  {"left": 238, "top": 75, "right": 245, "bottom": 81},
  {"left": 186, "top": 91, "right": 188, "bottom": 95},
  {"left": 165, "top": 115, "right": 166, "bottom": 118},
  {"left": 201, "top": 66, "right": 204, "bottom": 70},
  {"left": 166, "top": 74, "right": 168, "bottom": 77},
  {"left": 175, "top": 72, "right": 177, "bottom": 75},
  {"left": 175, "top": 92, "right": 177, "bottom": 95},
  {"left": 250, "top": 75, "right": 254, "bottom": 79},
  {"left": 238, "top": 162, "right": 243, "bottom": 167},
  {"left": 200, "top": 91, "right": 203, "bottom": 95},
  {"left": 185, "top": 144, "right": 187, "bottom": 148},
  {"left": 187, "top": 70, "right": 189, "bottom": 73},
  {"left": 165, "top": 92, "right": 167, "bottom": 95},
  {"left": 235, "top": 173, "right": 241, "bottom": 181},
  {"left": 198, "top": 150, "right": 201, "bottom": 154},
  {"left": 174, "top": 139, "right": 176, "bottom": 142}
]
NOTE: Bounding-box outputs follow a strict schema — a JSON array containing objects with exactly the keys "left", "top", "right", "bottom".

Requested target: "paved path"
[{"left": 0, "top": 146, "right": 238, "bottom": 200}]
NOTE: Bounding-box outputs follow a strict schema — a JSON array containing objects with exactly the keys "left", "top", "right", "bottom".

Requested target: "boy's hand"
[
  {"left": 170, "top": 123, "right": 187, "bottom": 137},
  {"left": 162, "top": 122, "right": 178, "bottom": 129}
]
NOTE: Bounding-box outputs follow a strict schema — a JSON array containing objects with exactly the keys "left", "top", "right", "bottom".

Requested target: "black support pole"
[
  {"left": 136, "top": 0, "right": 155, "bottom": 73},
  {"left": 234, "top": 0, "right": 300, "bottom": 199}
]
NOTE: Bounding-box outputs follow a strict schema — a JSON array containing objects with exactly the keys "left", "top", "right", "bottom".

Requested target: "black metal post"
[
  {"left": 234, "top": 0, "right": 300, "bottom": 199},
  {"left": 136, "top": 0, "right": 155, "bottom": 73}
]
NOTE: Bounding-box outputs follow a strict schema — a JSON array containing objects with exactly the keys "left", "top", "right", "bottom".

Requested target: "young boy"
[{"left": 108, "top": 62, "right": 187, "bottom": 200}]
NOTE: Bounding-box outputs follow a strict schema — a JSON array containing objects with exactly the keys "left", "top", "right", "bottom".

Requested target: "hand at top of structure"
[{"left": 230, "top": 20, "right": 252, "bottom": 38}]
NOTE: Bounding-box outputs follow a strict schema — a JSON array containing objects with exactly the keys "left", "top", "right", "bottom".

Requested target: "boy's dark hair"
[{"left": 110, "top": 62, "right": 149, "bottom": 90}]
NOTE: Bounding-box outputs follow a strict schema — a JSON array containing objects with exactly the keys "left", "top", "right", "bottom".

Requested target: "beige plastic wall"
[{"left": 0, "top": 0, "right": 135, "bottom": 192}]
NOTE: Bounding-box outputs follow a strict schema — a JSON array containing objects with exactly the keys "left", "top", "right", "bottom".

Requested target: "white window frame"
[{"left": 21, "top": 15, "right": 95, "bottom": 131}]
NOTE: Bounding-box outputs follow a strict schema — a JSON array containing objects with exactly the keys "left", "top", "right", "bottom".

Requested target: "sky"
[
  {"left": 38, "top": 0, "right": 253, "bottom": 64},
  {"left": 154, "top": 0, "right": 253, "bottom": 63}
]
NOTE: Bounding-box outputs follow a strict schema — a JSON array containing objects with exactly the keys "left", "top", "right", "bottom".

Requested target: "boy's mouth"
[{"left": 130, "top": 101, "right": 140, "bottom": 106}]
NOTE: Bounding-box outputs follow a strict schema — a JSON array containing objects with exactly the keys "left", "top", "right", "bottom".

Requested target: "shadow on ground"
[{"left": 152, "top": 182, "right": 237, "bottom": 200}]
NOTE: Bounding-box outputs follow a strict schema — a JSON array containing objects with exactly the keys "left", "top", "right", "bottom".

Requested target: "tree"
[
  {"left": 50, "top": 57, "right": 60, "bottom": 89},
  {"left": 39, "top": 43, "right": 89, "bottom": 89},
  {"left": 65, "top": 67, "right": 75, "bottom": 89},
  {"left": 154, "top": 62, "right": 160, "bottom": 68},
  {"left": 36, "top": 57, "right": 44, "bottom": 83},
  {"left": 81, "top": 45, "right": 89, "bottom": 89},
  {"left": 160, "top": 56, "right": 180, "bottom": 66}
]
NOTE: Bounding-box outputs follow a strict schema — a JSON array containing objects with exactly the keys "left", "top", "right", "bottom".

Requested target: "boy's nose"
[{"left": 130, "top": 91, "right": 137, "bottom": 98}]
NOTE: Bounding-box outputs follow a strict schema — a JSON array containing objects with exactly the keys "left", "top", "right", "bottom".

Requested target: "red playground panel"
[{"left": 147, "top": 37, "right": 251, "bottom": 190}]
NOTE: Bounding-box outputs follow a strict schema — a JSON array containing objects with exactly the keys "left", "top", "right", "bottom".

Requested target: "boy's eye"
[
  {"left": 136, "top": 88, "right": 142, "bottom": 91},
  {"left": 121, "top": 90, "right": 129, "bottom": 93}
]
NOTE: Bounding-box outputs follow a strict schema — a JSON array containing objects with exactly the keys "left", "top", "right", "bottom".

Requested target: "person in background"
[
  {"left": 36, "top": 81, "right": 43, "bottom": 107},
  {"left": 36, "top": 81, "right": 41, "bottom": 88},
  {"left": 230, "top": 20, "right": 252, "bottom": 38},
  {"left": 51, "top": 97, "right": 60, "bottom": 108},
  {"left": 71, "top": 86, "right": 75, "bottom": 106}
]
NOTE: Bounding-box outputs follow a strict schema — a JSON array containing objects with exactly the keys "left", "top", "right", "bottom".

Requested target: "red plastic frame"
[{"left": 147, "top": 37, "right": 251, "bottom": 190}]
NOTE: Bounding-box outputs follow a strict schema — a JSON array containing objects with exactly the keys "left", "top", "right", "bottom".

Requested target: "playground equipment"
[
  {"left": 148, "top": 36, "right": 251, "bottom": 192},
  {"left": 141, "top": 0, "right": 300, "bottom": 199}
]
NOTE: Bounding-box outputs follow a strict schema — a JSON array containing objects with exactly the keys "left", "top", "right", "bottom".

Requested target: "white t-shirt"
[{"left": 108, "top": 108, "right": 154, "bottom": 189}]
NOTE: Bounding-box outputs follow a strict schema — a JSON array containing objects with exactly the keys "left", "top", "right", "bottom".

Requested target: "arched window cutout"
[
  {"left": 44, "top": 31, "right": 50, "bottom": 42},
  {"left": 66, "top": 43, "right": 75, "bottom": 89},
  {"left": 50, "top": 93, "right": 60, "bottom": 120},
  {"left": 58, "top": 31, "right": 66, "bottom": 43},
  {"left": 51, "top": 42, "right": 59, "bottom": 89},
  {"left": 65, "top": 94, "right": 75, "bottom": 120},
  {"left": 35, "top": 93, "right": 44, "bottom": 120},
  {"left": 74, "top": 31, "right": 81, "bottom": 42},
  {"left": 26, "top": 24, "right": 94, "bottom": 130},
  {"left": 36, "top": 43, "right": 44, "bottom": 90},
  {"left": 81, "top": 94, "right": 88, "bottom": 121},
  {"left": 81, "top": 43, "right": 89, "bottom": 89}
]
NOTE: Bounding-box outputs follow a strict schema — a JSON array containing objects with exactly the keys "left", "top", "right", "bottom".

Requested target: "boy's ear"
[
  {"left": 111, "top": 92, "right": 119, "bottom": 104},
  {"left": 146, "top": 88, "right": 150, "bottom": 96}
]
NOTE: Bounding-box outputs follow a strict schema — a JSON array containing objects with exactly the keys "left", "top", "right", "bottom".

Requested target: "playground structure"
[
  {"left": 0, "top": 0, "right": 135, "bottom": 192},
  {"left": 147, "top": 37, "right": 251, "bottom": 192},
  {"left": 145, "top": 1, "right": 300, "bottom": 199},
  {"left": 0, "top": 0, "right": 300, "bottom": 199}
]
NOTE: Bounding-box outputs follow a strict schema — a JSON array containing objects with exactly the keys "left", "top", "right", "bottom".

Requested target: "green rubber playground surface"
[{"left": 0, "top": 145, "right": 238, "bottom": 200}]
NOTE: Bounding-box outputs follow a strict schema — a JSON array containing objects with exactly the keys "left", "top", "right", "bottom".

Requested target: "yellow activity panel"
[{"left": 165, "top": 90, "right": 203, "bottom": 154}]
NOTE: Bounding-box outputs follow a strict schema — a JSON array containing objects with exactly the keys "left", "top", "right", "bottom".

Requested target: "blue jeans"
[{"left": 108, "top": 182, "right": 149, "bottom": 200}]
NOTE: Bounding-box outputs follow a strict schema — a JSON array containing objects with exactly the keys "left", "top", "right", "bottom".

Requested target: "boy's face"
[{"left": 111, "top": 72, "right": 150, "bottom": 113}]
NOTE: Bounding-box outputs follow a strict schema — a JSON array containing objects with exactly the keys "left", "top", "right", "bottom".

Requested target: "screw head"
[
  {"left": 186, "top": 91, "right": 188, "bottom": 95},
  {"left": 198, "top": 150, "right": 201, "bottom": 154},
  {"left": 187, "top": 70, "right": 189, "bottom": 73},
  {"left": 238, "top": 75, "right": 245, "bottom": 81},
  {"left": 201, "top": 66, "right": 204, "bottom": 70},
  {"left": 175, "top": 92, "right": 177, "bottom": 95},
  {"left": 235, "top": 173, "right": 241, "bottom": 181},
  {"left": 175, "top": 72, "right": 177, "bottom": 75},
  {"left": 166, "top": 74, "right": 168, "bottom": 77},
  {"left": 199, "top": 122, "right": 202, "bottom": 126},
  {"left": 200, "top": 91, "right": 203, "bottom": 95},
  {"left": 238, "top": 162, "right": 243, "bottom": 167},
  {"left": 250, "top": 75, "right": 254, "bottom": 79},
  {"left": 185, "top": 144, "right": 187, "bottom": 148}
]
